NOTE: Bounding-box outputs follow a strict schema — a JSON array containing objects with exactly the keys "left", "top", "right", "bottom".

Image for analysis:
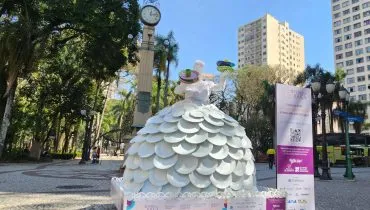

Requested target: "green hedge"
[{"left": 50, "top": 153, "right": 77, "bottom": 160}]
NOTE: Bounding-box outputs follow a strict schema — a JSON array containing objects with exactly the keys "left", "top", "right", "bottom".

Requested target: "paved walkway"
[{"left": 0, "top": 156, "right": 369, "bottom": 209}]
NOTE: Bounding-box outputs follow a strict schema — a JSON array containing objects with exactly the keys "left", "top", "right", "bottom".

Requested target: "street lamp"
[
  {"left": 338, "top": 86, "right": 355, "bottom": 180},
  {"left": 311, "top": 80, "right": 321, "bottom": 177},
  {"left": 312, "top": 79, "right": 335, "bottom": 180}
]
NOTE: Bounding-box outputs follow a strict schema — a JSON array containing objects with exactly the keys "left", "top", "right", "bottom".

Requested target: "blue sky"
[{"left": 148, "top": 0, "right": 334, "bottom": 79}]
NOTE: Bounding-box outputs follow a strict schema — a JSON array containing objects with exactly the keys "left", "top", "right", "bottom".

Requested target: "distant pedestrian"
[
  {"left": 266, "top": 148, "right": 275, "bottom": 170},
  {"left": 91, "top": 146, "right": 98, "bottom": 164}
]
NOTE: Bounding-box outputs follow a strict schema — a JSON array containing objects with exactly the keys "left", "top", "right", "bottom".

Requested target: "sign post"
[{"left": 275, "top": 84, "right": 315, "bottom": 210}]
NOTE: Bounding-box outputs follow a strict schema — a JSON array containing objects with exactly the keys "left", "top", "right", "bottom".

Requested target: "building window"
[
  {"left": 337, "top": 62, "right": 344, "bottom": 67},
  {"left": 353, "top": 22, "right": 361, "bottom": 29},
  {"left": 335, "top": 37, "right": 342, "bottom": 43},
  {"left": 343, "top": 1, "right": 350, "bottom": 7},
  {"left": 358, "top": 85, "right": 366, "bottom": 91},
  {"left": 358, "top": 75, "right": 366, "bottom": 82},
  {"left": 359, "top": 94, "right": 367, "bottom": 101},
  {"left": 357, "top": 66, "right": 365, "bottom": 72},
  {"left": 334, "top": 20, "right": 342, "bottom": 27},
  {"left": 354, "top": 31, "right": 362, "bottom": 37},
  {"left": 336, "top": 53, "right": 343, "bottom": 59},
  {"left": 335, "top": 45, "right": 343, "bottom": 51},
  {"left": 335, "top": 29, "right": 341, "bottom": 35},
  {"left": 343, "top": 17, "right": 351, "bottom": 24},
  {"left": 347, "top": 68, "right": 354, "bottom": 75},
  {"left": 333, "top": 0, "right": 339, "bottom": 3},
  {"left": 349, "top": 87, "right": 355, "bottom": 92},
  {"left": 353, "top": 14, "right": 361, "bottom": 21},
  {"left": 364, "top": 19, "right": 370, "bottom": 25},
  {"left": 364, "top": 11, "right": 370, "bottom": 17},
  {"left": 353, "top": 6, "right": 360, "bottom": 12},
  {"left": 365, "top": 28, "right": 370, "bottom": 35},
  {"left": 333, "top": 4, "right": 341, "bottom": 11},
  {"left": 356, "top": 57, "right": 364, "bottom": 63},
  {"left": 345, "top": 43, "right": 352, "bottom": 49},
  {"left": 366, "top": 38, "right": 370, "bottom": 44},
  {"left": 345, "top": 34, "right": 352, "bottom": 40},
  {"left": 363, "top": 2, "right": 370, "bottom": 9},
  {"left": 352, "top": 0, "right": 359, "bottom": 3},
  {"left": 355, "top": 40, "right": 363, "bottom": 46},
  {"left": 347, "top": 77, "right": 355, "bottom": 84},
  {"left": 344, "top": 25, "right": 351, "bottom": 32},
  {"left": 346, "top": 60, "right": 354, "bottom": 66},
  {"left": 368, "top": 65, "right": 370, "bottom": 71},
  {"left": 367, "top": 56, "right": 370, "bottom": 61},
  {"left": 343, "top": 9, "right": 351, "bottom": 16},
  {"left": 355, "top": 48, "right": 364, "bottom": 55},
  {"left": 334, "top": 12, "right": 341, "bottom": 19},
  {"left": 367, "top": 46, "right": 370, "bottom": 53},
  {"left": 345, "top": 51, "right": 353, "bottom": 57}
]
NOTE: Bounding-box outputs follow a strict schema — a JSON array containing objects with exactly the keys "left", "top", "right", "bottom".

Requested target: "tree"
[
  {"left": 159, "top": 31, "right": 179, "bottom": 107},
  {"left": 348, "top": 101, "right": 369, "bottom": 134},
  {"left": 0, "top": 0, "right": 141, "bottom": 159},
  {"left": 153, "top": 35, "right": 167, "bottom": 113}
]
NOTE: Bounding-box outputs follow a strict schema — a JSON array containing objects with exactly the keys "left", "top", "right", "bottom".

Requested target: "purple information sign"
[
  {"left": 266, "top": 198, "right": 286, "bottom": 210},
  {"left": 277, "top": 145, "right": 314, "bottom": 175}
]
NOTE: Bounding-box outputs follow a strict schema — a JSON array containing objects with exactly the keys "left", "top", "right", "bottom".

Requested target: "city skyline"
[{"left": 153, "top": 0, "right": 333, "bottom": 79}]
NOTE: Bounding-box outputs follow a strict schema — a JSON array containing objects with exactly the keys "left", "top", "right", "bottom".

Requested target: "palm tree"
[
  {"left": 153, "top": 35, "right": 167, "bottom": 113},
  {"left": 159, "top": 31, "right": 179, "bottom": 107},
  {"left": 348, "top": 101, "right": 368, "bottom": 134}
]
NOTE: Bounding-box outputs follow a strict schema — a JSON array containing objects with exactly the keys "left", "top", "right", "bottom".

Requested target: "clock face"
[{"left": 140, "top": 5, "right": 161, "bottom": 26}]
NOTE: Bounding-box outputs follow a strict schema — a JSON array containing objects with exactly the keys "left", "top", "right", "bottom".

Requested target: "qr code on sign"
[{"left": 290, "top": 128, "right": 302, "bottom": 143}]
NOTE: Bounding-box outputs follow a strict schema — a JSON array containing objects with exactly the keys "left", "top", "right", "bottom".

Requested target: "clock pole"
[
  {"left": 132, "top": 4, "right": 161, "bottom": 129},
  {"left": 132, "top": 25, "right": 156, "bottom": 128}
]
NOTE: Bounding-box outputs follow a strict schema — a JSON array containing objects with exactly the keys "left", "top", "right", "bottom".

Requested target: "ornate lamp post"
[
  {"left": 312, "top": 79, "right": 335, "bottom": 180},
  {"left": 338, "top": 86, "right": 355, "bottom": 180},
  {"left": 311, "top": 80, "right": 321, "bottom": 177}
]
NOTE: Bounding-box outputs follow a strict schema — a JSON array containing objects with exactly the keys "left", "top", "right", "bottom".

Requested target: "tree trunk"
[
  {"left": 163, "top": 60, "right": 170, "bottom": 107},
  {"left": 54, "top": 114, "right": 62, "bottom": 152},
  {"left": 0, "top": 70, "right": 7, "bottom": 132},
  {"left": 329, "top": 104, "right": 334, "bottom": 133},
  {"left": 0, "top": 82, "right": 17, "bottom": 157},
  {"left": 155, "top": 70, "right": 161, "bottom": 113},
  {"left": 29, "top": 139, "right": 41, "bottom": 160},
  {"left": 62, "top": 123, "right": 71, "bottom": 153}
]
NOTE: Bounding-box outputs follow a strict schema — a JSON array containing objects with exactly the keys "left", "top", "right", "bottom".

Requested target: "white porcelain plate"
[
  {"left": 139, "top": 156, "right": 155, "bottom": 170},
  {"left": 215, "top": 157, "right": 236, "bottom": 175},
  {"left": 146, "top": 133, "right": 164, "bottom": 143},
  {"left": 134, "top": 170, "right": 149, "bottom": 183},
  {"left": 161, "top": 184, "right": 181, "bottom": 194},
  {"left": 245, "top": 160, "right": 255, "bottom": 176},
  {"left": 185, "top": 130, "right": 208, "bottom": 144},
  {"left": 192, "top": 142, "right": 213, "bottom": 157},
  {"left": 159, "top": 122, "right": 178, "bottom": 133},
  {"left": 182, "top": 111, "right": 204, "bottom": 123},
  {"left": 204, "top": 114, "right": 224, "bottom": 127},
  {"left": 189, "top": 170, "right": 211, "bottom": 189},
  {"left": 149, "top": 168, "right": 168, "bottom": 186},
  {"left": 233, "top": 160, "right": 245, "bottom": 177},
  {"left": 164, "top": 132, "right": 186, "bottom": 143},
  {"left": 209, "top": 145, "right": 229, "bottom": 160},
  {"left": 127, "top": 142, "right": 141, "bottom": 155},
  {"left": 163, "top": 114, "right": 182, "bottom": 123},
  {"left": 228, "top": 147, "right": 244, "bottom": 160},
  {"left": 172, "top": 141, "right": 197, "bottom": 155},
  {"left": 167, "top": 168, "right": 190, "bottom": 188},
  {"left": 138, "top": 142, "right": 155, "bottom": 158},
  {"left": 226, "top": 136, "right": 242, "bottom": 148},
  {"left": 140, "top": 180, "right": 162, "bottom": 193},
  {"left": 196, "top": 156, "right": 218, "bottom": 175},
  {"left": 178, "top": 119, "right": 200, "bottom": 134},
  {"left": 207, "top": 133, "right": 227, "bottom": 146},
  {"left": 189, "top": 110, "right": 204, "bottom": 118},
  {"left": 210, "top": 172, "right": 231, "bottom": 189},
  {"left": 174, "top": 155, "right": 199, "bottom": 174},
  {"left": 155, "top": 141, "right": 175, "bottom": 158},
  {"left": 125, "top": 155, "right": 141, "bottom": 169},
  {"left": 153, "top": 154, "right": 178, "bottom": 169},
  {"left": 199, "top": 121, "right": 220, "bottom": 134},
  {"left": 181, "top": 183, "right": 201, "bottom": 193}
]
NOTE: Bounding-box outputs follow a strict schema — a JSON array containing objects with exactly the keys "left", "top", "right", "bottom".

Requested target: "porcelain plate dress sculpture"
[{"left": 122, "top": 60, "right": 256, "bottom": 195}]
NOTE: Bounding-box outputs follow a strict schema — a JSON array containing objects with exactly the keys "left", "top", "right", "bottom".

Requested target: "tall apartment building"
[
  {"left": 331, "top": 0, "right": 370, "bottom": 102},
  {"left": 237, "top": 14, "right": 305, "bottom": 82}
]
